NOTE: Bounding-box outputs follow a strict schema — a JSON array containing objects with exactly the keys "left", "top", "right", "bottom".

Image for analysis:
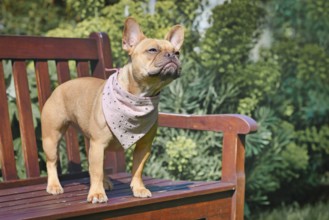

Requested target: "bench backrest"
[{"left": 0, "top": 33, "right": 125, "bottom": 181}]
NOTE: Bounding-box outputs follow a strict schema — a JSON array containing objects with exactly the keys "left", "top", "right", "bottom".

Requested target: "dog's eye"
[
  {"left": 175, "top": 51, "right": 180, "bottom": 57},
  {"left": 148, "top": 48, "right": 158, "bottom": 53}
]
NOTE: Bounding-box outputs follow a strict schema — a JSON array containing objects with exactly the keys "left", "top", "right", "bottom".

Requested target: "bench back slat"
[
  {"left": 76, "top": 60, "right": 93, "bottom": 154},
  {"left": 0, "top": 61, "right": 18, "bottom": 180},
  {"left": 76, "top": 61, "right": 90, "bottom": 77},
  {"left": 55, "top": 60, "right": 82, "bottom": 174},
  {"left": 56, "top": 60, "right": 71, "bottom": 83},
  {"left": 35, "top": 60, "right": 52, "bottom": 111},
  {"left": 12, "top": 60, "right": 40, "bottom": 178},
  {"left": 73, "top": 52, "right": 92, "bottom": 160},
  {"left": 89, "top": 32, "right": 113, "bottom": 79},
  {"left": 64, "top": 127, "right": 82, "bottom": 173}
]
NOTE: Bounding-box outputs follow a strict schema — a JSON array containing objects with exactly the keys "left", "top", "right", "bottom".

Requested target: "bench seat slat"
[
  {"left": 0, "top": 172, "right": 234, "bottom": 220},
  {"left": 0, "top": 182, "right": 223, "bottom": 217},
  {"left": 0, "top": 61, "right": 17, "bottom": 180},
  {"left": 0, "top": 175, "right": 154, "bottom": 208},
  {"left": 12, "top": 60, "right": 40, "bottom": 178},
  {"left": 0, "top": 172, "right": 132, "bottom": 196}
]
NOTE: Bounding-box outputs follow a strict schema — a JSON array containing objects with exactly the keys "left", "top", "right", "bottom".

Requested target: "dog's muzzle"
[
  {"left": 161, "top": 62, "right": 181, "bottom": 79},
  {"left": 150, "top": 58, "right": 181, "bottom": 80}
]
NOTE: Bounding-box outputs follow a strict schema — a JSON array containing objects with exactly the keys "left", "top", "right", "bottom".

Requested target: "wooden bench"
[{"left": 0, "top": 33, "right": 257, "bottom": 219}]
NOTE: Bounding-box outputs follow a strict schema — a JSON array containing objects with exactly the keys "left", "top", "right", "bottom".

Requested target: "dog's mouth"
[
  {"left": 162, "top": 62, "right": 178, "bottom": 73},
  {"left": 148, "top": 61, "right": 181, "bottom": 79}
]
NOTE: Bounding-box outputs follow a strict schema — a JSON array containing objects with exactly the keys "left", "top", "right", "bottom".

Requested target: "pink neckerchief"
[{"left": 102, "top": 69, "right": 160, "bottom": 149}]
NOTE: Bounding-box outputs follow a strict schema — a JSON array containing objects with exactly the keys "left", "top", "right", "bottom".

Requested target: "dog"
[{"left": 41, "top": 17, "right": 184, "bottom": 203}]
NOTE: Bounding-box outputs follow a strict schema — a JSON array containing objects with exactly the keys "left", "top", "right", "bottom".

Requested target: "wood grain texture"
[
  {"left": 12, "top": 60, "right": 40, "bottom": 178},
  {"left": 159, "top": 113, "right": 257, "bottom": 134},
  {"left": 89, "top": 32, "right": 113, "bottom": 79},
  {"left": 0, "top": 173, "right": 235, "bottom": 220},
  {"left": 56, "top": 60, "right": 82, "bottom": 173},
  {"left": 35, "top": 60, "right": 51, "bottom": 111},
  {"left": 0, "top": 61, "right": 17, "bottom": 180},
  {"left": 0, "top": 35, "right": 98, "bottom": 60},
  {"left": 159, "top": 113, "right": 254, "bottom": 220},
  {"left": 76, "top": 60, "right": 90, "bottom": 77},
  {"left": 222, "top": 134, "right": 246, "bottom": 220},
  {"left": 104, "top": 151, "right": 126, "bottom": 174},
  {"left": 75, "top": 60, "right": 94, "bottom": 153},
  {"left": 56, "top": 60, "right": 71, "bottom": 82}
]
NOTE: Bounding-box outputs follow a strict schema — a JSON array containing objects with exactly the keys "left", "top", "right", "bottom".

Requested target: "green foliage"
[
  {"left": 46, "top": 0, "right": 201, "bottom": 67},
  {"left": 66, "top": 0, "right": 106, "bottom": 21},
  {"left": 237, "top": 51, "right": 281, "bottom": 115},
  {"left": 141, "top": 127, "right": 222, "bottom": 181},
  {"left": 269, "top": 0, "right": 329, "bottom": 51},
  {"left": 245, "top": 107, "right": 308, "bottom": 210},
  {"left": 255, "top": 0, "right": 329, "bottom": 208},
  {"left": 298, "top": 126, "right": 329, "bottom": 155},
  {"left": 0, "top": 0, "right": 63, "bottom": 35},
  {"left": 254, "top": 201, "right": 329, "bottom": 220},
  {"left": 166, "top": 136, "right": 197, "bottom": 174},
  {"left": 200, "top": 0, "right": 265, "bottom": 81},
  {"left": 159, "top": 57, "right": 240, "bottom": 115}
]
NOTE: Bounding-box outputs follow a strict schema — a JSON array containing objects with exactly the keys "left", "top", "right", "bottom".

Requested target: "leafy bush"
[
  {"left": 254, "top": 201, "right": 329, "bottom": 220},
  {"left": 0, "top": 0, "right": 66, "bottom": 35}
]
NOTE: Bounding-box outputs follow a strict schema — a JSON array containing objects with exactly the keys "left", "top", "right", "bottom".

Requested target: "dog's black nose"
[{"left": 164, "top": 52, "right": 175, "bottom": 59}]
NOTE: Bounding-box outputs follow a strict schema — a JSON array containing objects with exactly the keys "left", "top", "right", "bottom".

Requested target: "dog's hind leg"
[{"left": 41, "top": 100, "right": 68, "bottom": 195}]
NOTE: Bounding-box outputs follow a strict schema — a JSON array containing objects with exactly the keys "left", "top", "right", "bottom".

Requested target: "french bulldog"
[{"left": 41, "top": 17, "right": 184, "bottom": 203}]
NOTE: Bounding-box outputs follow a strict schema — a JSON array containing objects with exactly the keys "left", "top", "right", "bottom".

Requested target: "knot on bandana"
[{"left": 102, "top": 71, "right": 160, "bottom": 149}]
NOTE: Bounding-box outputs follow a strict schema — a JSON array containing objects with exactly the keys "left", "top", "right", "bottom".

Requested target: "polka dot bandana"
[{"left": 102, "top": 71, "right": 160, "bottom": 150}]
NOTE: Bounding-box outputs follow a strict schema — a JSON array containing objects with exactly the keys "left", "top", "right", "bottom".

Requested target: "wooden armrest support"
[
  {"left": 159, "top": 112, "right": 257, "bottom": 218},
  {"left": 159, "top": 113, "right": 258, "bottom": 134}
]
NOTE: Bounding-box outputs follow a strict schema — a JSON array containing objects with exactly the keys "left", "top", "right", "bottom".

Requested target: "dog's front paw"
[
  {"left": 47, "top": 184, "right": 64, "bottom": 195},
  {"left": 132, "top": 187, "right": 152, "bottom": 198},
  {"left": 87, "top": 191, "right": 108, "bottom": 204}
]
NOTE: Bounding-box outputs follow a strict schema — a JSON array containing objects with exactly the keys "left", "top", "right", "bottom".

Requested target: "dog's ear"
[
  {"left": 122, "top": 17, "right": 145, "bottom": 54},
  {"left": 165, "top": 25, "right": 184, "bottom": 51}
]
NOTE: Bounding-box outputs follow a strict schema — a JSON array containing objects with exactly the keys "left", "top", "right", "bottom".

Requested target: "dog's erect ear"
[
  {"left": 122, "top": 17, "right": 145, "bottom": 53},
  {"left": 165, "top": 25, "right": 184, "bottom": 51}
]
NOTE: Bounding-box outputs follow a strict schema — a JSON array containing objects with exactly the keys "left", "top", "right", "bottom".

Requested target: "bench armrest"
[
  {"left": 159, "top": 112, "right": 257, "bottom": 217},
  {"left": 159, "top": 113, "right": 258, "bottom": 134}
]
